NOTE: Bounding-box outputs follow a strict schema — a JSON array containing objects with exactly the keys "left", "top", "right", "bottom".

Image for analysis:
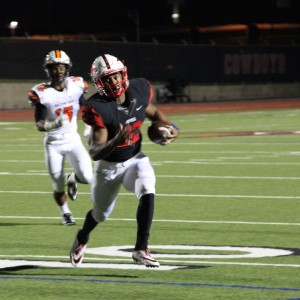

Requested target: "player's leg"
[
  {"left": 124, "top": 156, "right": 156, "bottom": 248},
  {"left": 80, "top": 161, "right": 122, "bottom": 235},
  {"left": 70, "top": 160, "right": 122, "bottom": 266},
  {"left": 45, "top": 143, "right": 75, "bottom": 225},
  {"left": 123, "top": 156, "right": 159, "bottom": 267},
  {"left": 66, "top": 135, "right": 93, "bottom": 200},
  {"left": 67, "top": 135, "right": 93, "bottom": 184}
]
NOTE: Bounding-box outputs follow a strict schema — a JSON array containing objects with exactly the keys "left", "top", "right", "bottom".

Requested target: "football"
[{"left": 147, "top": 121, "right": 171, "bottom": 145}]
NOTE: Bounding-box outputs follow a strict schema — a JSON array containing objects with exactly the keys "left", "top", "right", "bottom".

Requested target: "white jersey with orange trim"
[
  {"left": 29, "top": 76, "right": 87, "bottom": 141},
  {"left": 28, "top": 75, "right": 93, "bottom": 193}
]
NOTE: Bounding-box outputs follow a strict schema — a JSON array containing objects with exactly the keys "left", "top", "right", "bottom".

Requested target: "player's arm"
[
  {"left": 89, "top": 124, "right": 129, "bottom": 161},
  {"left": 34, "top": 103, "right": 48, "bottom": 132},
  {"left": 145, "top": 103, "right": 179, "bottom": 139},
  {"left": 82, "top": 105, "right": 129, "bottom": 160},
  {"left": 29, "top": 89, "right": 48, "bottom": 132},
  {"left": 79, "top": 94, "right": 92, "bottom": 139},
  {"left": 29, "top": 88, "right": 69, "bottom": 132},
  {"left": 79, "top": 94, "right": 86, "bottom": 106},
  {"left": 146, "top": 103, "right": 171, "bottom": 123},
  {"left": 34, "top": 104, "right": 69, "bottom": 132}
]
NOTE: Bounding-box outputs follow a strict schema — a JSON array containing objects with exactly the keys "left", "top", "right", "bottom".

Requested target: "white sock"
[{"left": 60, "top": 203, "right": 71, "bottom": 215}]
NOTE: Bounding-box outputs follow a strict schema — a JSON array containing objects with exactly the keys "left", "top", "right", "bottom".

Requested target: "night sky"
[{"left": 0, "top": 0, "right": 299, "bottom": 39}]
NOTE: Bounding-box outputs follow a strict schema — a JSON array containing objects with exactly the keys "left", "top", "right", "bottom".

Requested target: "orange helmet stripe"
[{"left": 55, "top": 50, "right": 61, "bottom": 58}]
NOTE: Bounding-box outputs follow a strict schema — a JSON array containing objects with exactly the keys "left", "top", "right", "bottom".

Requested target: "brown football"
[{"left": 147, "top": 121, "right": 171, "bottom": 145}]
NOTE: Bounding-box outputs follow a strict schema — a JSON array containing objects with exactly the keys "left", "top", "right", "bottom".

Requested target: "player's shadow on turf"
[
  {"left": 0, "top": 264, "right": 210, "bottom": 276},
  {"left": 0, "top": 265, "right": 39, "bottom": 272},
  {"left": 0, "top": 265, "right": 139, "bottom": 278}
]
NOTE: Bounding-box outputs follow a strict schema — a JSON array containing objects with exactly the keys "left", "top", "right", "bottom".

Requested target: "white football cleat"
[
  {"left": 70, "top": 235, "right": 87, "bottom": 267},
  {"left": 132, "top": 249, "right": 160, "bottom": 268}
]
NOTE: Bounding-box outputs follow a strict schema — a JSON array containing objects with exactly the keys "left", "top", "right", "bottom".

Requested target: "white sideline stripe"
[
  {"left": 0, "top": 216, "right": 299, "bottom": 226},
  {"left": 162, "top": 161, "right": 300, "bottom": 165},
  {"left": 1, "top": 190, "right": 300, "bottom": 199},
  {"left": 1, "top": 149, "right": 300, "bottom": 155},
  {"left": 2, "top": 160, "right": 300, "bottom": 165},
  {"left": 2, "top": 172, "right": 300, "bottom": 180},
  {"left": 158, "top": 175, "right": 300, "bottom": 180},
  {"left": 149, "top": 150, "right": 300, "bottom": 154},
  {"left": 3, "top": 142, "right": 300, "bottom": 145},
  {"left": 159, "top": 260, "right": 300, "bottom": 268},
  {"left": 0, "top": 256, "right": 298, "bottom": 268},
  {"left": 170, "top": 142, "right": 300, "bottom": 145},
  {"left": 1, "top": 150, "right": 299, "bottom": 154},
  {"left": 111, "top": 218, "right": 300, "bottom": 226}
]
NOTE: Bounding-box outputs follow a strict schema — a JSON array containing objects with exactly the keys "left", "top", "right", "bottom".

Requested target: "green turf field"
[{"left": 0, "top": 108, "right": 300, "bottom": 299}]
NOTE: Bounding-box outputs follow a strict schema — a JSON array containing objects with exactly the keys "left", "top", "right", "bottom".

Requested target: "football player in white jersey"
[{"left": 28, "top": 50, "right": 93, "bottom": 226}]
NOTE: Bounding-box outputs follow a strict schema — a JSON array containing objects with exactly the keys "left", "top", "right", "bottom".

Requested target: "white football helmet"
[
  {"left": 43, "top": 50, "right": 72, "bottom": 81},
  {"left": 90, "top": 54, "right": 129, "bottom": 98}
]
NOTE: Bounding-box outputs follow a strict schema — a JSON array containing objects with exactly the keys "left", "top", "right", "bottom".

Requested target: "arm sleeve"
[
  {"left": 79, "top": 94, "right": 86, "bottom": 106},
  {"left": 82, "top": 105, "right": 106, "bottom": 128},
  {"left": 35, "top": 103, "right": 47, "bottom": 122}
]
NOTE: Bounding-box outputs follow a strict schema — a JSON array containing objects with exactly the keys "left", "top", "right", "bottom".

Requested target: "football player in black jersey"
[{"left": 70, "top": 54, "right": 179, "bottom": 267}]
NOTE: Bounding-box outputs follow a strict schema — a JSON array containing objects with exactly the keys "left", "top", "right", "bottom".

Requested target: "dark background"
[
  {"left": 1, "top": 0, "right": 299, "bottom": 42},
  {"left": 0, "top": 0, "right": 299, "bottom": 84}
]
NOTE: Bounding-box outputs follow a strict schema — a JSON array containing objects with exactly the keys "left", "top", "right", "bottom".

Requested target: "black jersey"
[{"left": 82, "top": 78, "right": 153, "bottom": 162}]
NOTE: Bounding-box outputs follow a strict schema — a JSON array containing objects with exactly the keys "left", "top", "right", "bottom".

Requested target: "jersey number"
[{"left": 55, "top": 105, "right": 73, "bottom": 121}]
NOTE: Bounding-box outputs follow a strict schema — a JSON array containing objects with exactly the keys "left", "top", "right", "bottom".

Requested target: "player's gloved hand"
[
  {"left": 55, "top": 113, "right": 69, "bottom": 127},
  {"left": 44, "top": 113, "right": 69, "bottom": 131},
  {"left": 164, "top": 124, "right": 179, "bottom": 145}
]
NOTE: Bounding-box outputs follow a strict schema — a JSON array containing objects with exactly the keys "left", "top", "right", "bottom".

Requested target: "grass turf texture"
[{"left": 0, "top": 108, "right": 300, "bottom": 299}]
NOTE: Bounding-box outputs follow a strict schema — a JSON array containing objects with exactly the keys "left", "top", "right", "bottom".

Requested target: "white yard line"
[
  {"left": 0, "top": 215, "right": 299, "bottom": 226},
  {"left": 2, "top": 172, "right": 300, "bottom": 180},
  {"left": 1, "top": 190, "right": 300, "bottom": 199}
]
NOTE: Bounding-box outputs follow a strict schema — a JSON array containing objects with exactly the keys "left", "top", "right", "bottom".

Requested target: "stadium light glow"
[{"left": 9, "top": 21, "right": 18, "bottom": 29}]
